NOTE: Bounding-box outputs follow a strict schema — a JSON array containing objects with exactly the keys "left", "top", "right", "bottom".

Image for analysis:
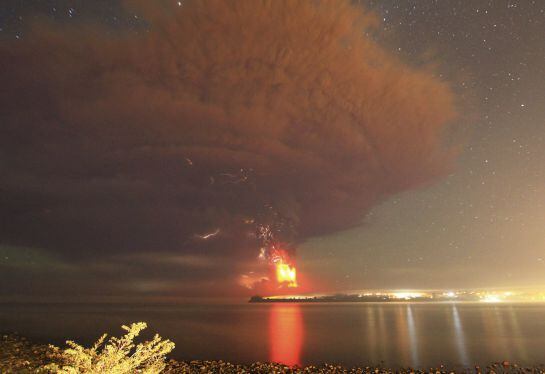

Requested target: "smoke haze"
[{"left": 0, "top": 0, "right": 456, "bottom": 297}]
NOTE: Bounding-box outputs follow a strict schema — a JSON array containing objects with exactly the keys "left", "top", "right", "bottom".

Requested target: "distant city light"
[
  {"left": 391, "top": 292, "right": 424, "bottom": 300},
  {"left": 481, "top": 294, "right": 502, "bottom": 303}
]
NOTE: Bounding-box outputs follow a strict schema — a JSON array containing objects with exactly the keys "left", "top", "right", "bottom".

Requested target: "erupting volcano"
[
  {"left": 269, "top": 249, "right": 298, "bottom": 288},
  {"left": 256, "top": 224, "right": 299, "bottom": 289},
  {"left": 0, "top": 0, "right": 459, "bottom": 298}
]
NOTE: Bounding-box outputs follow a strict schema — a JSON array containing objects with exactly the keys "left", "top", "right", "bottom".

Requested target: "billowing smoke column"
[{"left": 0, "top": 0, "right": 456, "bottom": 292}]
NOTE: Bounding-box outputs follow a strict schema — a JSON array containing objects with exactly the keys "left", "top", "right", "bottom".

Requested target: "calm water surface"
[{"left": 1, "top": 302, "right": 545, "bottom": 368}]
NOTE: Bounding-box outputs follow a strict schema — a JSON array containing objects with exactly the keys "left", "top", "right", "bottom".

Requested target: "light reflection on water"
[
  {"left": 507, "top": 305, "right": 528, "bottom": 362},
  {"left": 451, "top": 304, "right": 470, "bottom": 366},
  {"left": 1, "top": 302, "right": 545, "bottom": 367},
  {"left": 394, "top": 305, "right": 411, "bottom": 365},
  {"left": 269, "top": 304, "right": 303, "bottom": 366},
  {"left": 406, "top": 305, "right": 419, "bottom": 367}
]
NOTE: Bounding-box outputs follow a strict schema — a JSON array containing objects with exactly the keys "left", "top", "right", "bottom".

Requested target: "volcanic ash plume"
[{"left": 0, "top": 0, "right": 456, "bottom": 289}]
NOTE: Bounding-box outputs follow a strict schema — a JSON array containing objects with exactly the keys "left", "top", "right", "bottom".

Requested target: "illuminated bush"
[{"left": 43, "top": 322, "right": 174, "bottom": 374}]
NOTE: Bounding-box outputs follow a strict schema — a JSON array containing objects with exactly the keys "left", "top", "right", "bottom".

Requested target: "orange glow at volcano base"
[
  {"left": 276, "top": 262, "right": 297, "bottom": 288},
  {"left": 269, "top": 249, "right": 298, "bottom": 288},
  {"left": 237, "top": 247, "right": 305, "bottom": 293}
]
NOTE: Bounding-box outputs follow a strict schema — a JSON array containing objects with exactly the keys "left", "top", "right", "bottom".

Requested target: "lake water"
[{"left": 1, "top": 302, "right": 545, "bottom": 368}]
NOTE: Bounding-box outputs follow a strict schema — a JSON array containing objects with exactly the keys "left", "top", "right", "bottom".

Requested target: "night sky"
[
  {"left": 304, "top": 0, "right": 545, "bottom": 291},
  {"left": 1, "top": 0, "right": 544, "bottom": 301}
]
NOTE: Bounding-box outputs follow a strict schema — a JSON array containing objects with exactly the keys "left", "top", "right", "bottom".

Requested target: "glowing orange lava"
[
  {"left": 269, "top": 248, "right": 298, "bottom": 288},
  {"left": 276, "top": 261, "right": 298, "bottom": 288}
]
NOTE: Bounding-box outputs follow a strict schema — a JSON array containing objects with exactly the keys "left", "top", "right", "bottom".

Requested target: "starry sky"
[
  {"left": 304, "top": 0, "right": 545, "bottom": 291},
  {"left": 1, "top": 0, "right": 544, "bottom": 301}
]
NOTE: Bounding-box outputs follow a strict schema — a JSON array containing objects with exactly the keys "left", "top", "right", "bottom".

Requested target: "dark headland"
[{"left": 249, "top": 293, "right": 482, "bottom": 303}]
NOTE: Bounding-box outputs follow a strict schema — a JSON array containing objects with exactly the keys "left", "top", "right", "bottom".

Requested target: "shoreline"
[
  {"left": 164, "top": 360, "right": 545, "bottom": 373},
  {"left": 2, "top": 334, "right": 545, "bottom": 373}
]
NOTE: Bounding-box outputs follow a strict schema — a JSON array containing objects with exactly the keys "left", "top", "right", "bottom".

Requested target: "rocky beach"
[{"left": 2, "top": 334, "right": 544, "bottom": 374}]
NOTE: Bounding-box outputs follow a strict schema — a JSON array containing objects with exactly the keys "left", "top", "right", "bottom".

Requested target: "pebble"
[{"left": 2, "top": 334, "right": 545, "bottom": 373}]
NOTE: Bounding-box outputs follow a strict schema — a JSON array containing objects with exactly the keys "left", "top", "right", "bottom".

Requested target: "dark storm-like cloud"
[{"left": 0, "top": 0, "right": 456, "bottom": 264}]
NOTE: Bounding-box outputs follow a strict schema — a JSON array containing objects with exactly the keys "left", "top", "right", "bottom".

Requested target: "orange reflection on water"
[{"left": 269, "top": 304, "right": 304, "bottom": 366}]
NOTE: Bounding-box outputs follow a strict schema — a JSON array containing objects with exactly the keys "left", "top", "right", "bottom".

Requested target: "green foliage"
[{"left": 43, "top": 322, "right": 175, "bottom": 374}]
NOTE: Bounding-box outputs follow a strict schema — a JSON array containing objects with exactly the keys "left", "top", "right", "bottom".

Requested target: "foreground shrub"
[{"left": 43, "top": 322, "right": 175, "bottom": 374}]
